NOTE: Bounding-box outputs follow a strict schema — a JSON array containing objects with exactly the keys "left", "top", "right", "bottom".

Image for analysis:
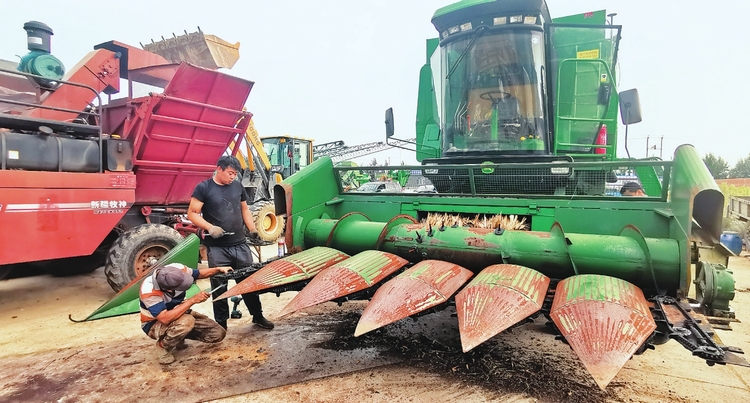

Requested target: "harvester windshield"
[{"left": 439, "top": 27, "right": 547, "bottom": 155}]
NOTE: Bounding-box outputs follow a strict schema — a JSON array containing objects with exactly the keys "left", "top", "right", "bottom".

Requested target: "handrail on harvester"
[
  {"left": 553, "top": 58, "right": 619, "bottom": 160},
  {"left": 333, "top": 159, "right": 671, "bottom": 199}
]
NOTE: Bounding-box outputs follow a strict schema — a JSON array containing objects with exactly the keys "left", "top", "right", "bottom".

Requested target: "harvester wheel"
[
  {"left": 104, "top": 224, "right": 183, "bottom": 292},
  {"left": 250, "top": 201, "right": 284, "bottom": 242}
]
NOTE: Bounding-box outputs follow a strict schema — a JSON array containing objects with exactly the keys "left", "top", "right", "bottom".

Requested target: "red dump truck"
[{"left": 0, "top": 22, "right": 253, "bottom": 291}]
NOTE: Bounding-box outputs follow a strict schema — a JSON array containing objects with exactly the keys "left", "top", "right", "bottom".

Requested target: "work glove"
[{"left": 208, "top": 225, "right": 225, "bottom": 238}]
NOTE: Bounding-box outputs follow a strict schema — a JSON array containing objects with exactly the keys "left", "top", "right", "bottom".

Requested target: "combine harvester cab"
[
  {"left": 0, "top": 25, "right": 254, "bottom": 289},
  {"left": 218, "top": 0, "right": 747, "bottom": 390}
]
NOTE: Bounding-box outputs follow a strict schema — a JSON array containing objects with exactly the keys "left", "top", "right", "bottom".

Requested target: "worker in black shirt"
[{"left": 188, "top": 155, "right": 274, "bottom": 330}]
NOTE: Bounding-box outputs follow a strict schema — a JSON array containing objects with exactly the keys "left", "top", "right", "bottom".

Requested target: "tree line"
[{"left": 703, "top": 153, "right": 750, "bottom": 179}]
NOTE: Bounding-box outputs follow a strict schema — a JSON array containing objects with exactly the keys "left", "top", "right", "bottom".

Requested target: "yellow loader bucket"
[{"left": 143, "top": 28, "right": 240, "bottom": 70}]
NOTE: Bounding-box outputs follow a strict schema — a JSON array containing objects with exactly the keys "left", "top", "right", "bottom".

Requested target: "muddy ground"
[{"left": 1, "top": 252, "right": 750, "bottom": 403}]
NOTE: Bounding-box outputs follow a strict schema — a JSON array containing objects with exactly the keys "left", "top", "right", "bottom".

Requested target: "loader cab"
[
  {"left": 261, "top": 136, "right": 313, "bottom": 178},
  {"left": 420, "top": 0, "right": 623, "bottom": 164}
]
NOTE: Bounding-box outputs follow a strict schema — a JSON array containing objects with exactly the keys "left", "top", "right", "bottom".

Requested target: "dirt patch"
[
  {"left": 2, "top": 253, "right": 750, "bottom": 403},
  {"left": 312, "top": 311, "right": 611, "bottom": 403}
]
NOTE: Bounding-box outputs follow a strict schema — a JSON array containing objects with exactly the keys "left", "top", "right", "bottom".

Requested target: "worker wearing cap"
[
  {"left": 188, "top": 155, "right": 275, "bottom": 331},
  {"left": 139, "top": 262, "right": 232, "bottom": 365},
  {"left": 620, "top": 181, "right": 646, "bottom": 197}
]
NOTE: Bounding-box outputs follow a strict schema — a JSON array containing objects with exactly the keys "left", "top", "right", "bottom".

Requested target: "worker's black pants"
[{"left": 207, "top": 243, "right": 263, "bottom": 327}]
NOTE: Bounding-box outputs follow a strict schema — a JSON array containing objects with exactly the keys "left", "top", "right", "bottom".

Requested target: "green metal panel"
[
  {"left": 549, "top": 23, "right": 620, "bottom": 160},
  {"left": 78, "top": 234, "right": 201, "bottom": 321},
  {"left": 634, "top": 164, "right": 664, "bottom": 197},
  {"left": 433, "top": 0, "right": 497, "bottom": 18},
  {"left": 552, "top": 10, "right": 607, "bottom": 25},
  {"left": 276, "top": 156, "right": 342, "bottom": 251},
  {"left": 432, "top": 0, "right": 550, "bottom": 27},
  {"left": 415, "top": 40, "right": 441, "bottom": 162}
]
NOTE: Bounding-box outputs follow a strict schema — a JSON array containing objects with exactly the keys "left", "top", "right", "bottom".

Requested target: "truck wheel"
[
  {"left": 104, "top": 224, "right": 183, "bottom": 292},
  {"left": 251, "top": 201, "right": 284, "bottom": 242}
]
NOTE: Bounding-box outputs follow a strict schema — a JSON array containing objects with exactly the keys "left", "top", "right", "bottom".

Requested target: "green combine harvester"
[{"left": 91, "top": 0, "right": 745, "bottom": 390}]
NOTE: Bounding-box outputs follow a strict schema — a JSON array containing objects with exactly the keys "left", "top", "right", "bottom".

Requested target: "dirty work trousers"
[
  {"left": 207, "top": 243, "right": 263, "bottom": 326},
  {"left": 147, "top": 310, "right": 226, "bottom": 350}
]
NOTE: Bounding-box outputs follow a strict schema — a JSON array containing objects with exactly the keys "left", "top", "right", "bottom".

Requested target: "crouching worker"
[{"left": 139, "top": 263, "right": 232, "bottom": 365}]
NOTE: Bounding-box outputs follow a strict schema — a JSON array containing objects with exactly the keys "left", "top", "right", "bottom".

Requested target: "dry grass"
[{"left": 422, "top": 213, "right": 529, "bottom": 231}]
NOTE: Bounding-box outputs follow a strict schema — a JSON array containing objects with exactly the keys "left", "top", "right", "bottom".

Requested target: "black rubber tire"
[
  {"left": 104, "top": 224, "right": 183, "bottom": 292},
  {"left": 250, "top": 201, "right": 285, "bottom": 242}
]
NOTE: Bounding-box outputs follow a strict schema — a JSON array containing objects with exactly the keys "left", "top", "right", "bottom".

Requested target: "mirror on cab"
[
  {"left": 385, "top": 107, "right": 395, "bottom": 138},
  {"left": 619, "top": 89, "right": 642, "bottom": 126}
]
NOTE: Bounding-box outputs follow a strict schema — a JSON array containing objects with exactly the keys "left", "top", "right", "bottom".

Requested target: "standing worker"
[
  {"left": 139, "top": 263, "right": 232, "bottom": 365},
  {"left": 188, "top": 155, "right": 275, "bottom": 330}
]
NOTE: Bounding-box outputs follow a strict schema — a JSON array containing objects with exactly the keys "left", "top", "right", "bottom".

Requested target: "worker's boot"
[
  {"left": 252, "top": 315, "right": 274, "bottom": 329},
  {"left": 175, "top": 340, "right": 189, "bottom": 350},
  {"left": 157, "top": 341, "right": 176, "bottom": 365}
]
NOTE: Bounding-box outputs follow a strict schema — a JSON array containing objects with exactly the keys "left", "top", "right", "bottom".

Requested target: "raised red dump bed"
[{"left": 102, "top": 62, "right": 253, "bottom": 205}]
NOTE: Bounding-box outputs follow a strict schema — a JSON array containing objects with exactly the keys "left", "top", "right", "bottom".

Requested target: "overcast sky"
[{"left": 2, "top": 1, "right": 748, "bottom": 166}]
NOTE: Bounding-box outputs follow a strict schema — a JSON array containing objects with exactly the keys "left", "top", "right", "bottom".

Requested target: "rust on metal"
[
  {"left": 550, "top": 274, "right": 656, "bottom": 390},
  {"left": 465, "top": 237, "right": 496, "bottom": 249},
  {"left": 354, "top": 260, "right": 473, "bottom": 337},
  {"left": 375, "top": 214, "right": 418, "bottom": 250},
  {"left": 143, "top": 29, "right": 241, "bottom": 70},
  {"left": 466, "top": 227, "right": 494, "bottom": 235},
  {"left": 277, "top": 250, "right": 408, "bottom": 317},
  {"left": 527, "top": 231, "right": 552, "bottom": 239},
  {"left": 215, "top": 247, "right": 350, "bottom": 300},
  {"left": 455, "top": 264, "right": 550, "bottom": 352}
]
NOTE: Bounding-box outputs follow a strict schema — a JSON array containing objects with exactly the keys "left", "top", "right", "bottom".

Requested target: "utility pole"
[{"left": 660, "top": 136, "right": 664, "bottom": 159}]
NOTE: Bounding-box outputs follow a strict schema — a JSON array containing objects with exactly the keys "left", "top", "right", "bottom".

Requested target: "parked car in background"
[
  {"left": 353, "top": 181, "right": 403, "bottom": 193},
  {"left": 403, "top": 184, "right": 436, "bottom": 193}
]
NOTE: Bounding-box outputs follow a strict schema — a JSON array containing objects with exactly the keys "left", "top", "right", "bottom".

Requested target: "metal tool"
[
  {"left": 230, "top": 296, "right": 243, "bottom": 319},
  {"left": 205, "top": 283, "right": 226, "bottom": 294},
  {"left": 198, "top": 229, "right": 235, "bottom": 240}
]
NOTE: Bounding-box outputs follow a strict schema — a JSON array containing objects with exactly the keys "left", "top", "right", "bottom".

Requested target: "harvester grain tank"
[{"left": 216, "top": 0, "right": 749, "bottom": 389}]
